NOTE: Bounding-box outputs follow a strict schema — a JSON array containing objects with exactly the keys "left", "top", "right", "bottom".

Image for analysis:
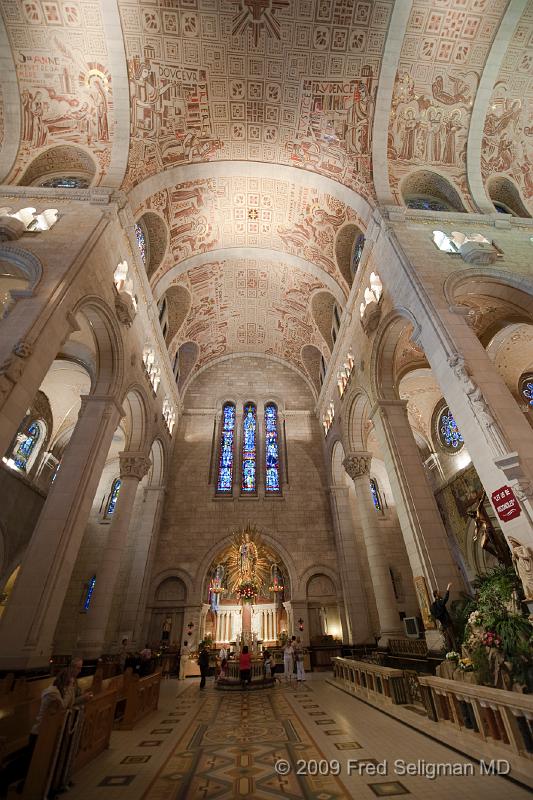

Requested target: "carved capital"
[
  {"left": 119, "top": 452, "right": 151, "bottom": 481},
  {"left": 12, "top": 340, "right": 32, "bottom": 359},
  {"left": 343, "top": 452, "right": 372, "bottom": 480}
]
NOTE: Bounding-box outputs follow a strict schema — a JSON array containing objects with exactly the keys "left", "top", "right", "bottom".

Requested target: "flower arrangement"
[
  {"left": 445, "top": 651, "right": 461, "bottom": 661},
  {"left": 458, "top": 657, "right": 474, "bottom": 672},
  {"left": 238, "top": 580, "right": 258, "bottom": 602},
  {"left": 481, "top": 630, "right": 502, "bottom": 649}
]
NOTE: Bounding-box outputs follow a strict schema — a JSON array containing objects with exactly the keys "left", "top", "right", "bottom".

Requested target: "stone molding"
[
  {"left": 343, "top": 452, "right": 372, "bottom": 480},
  {"left": 119, "top": 451, "right": 152, "bottom": 481}
]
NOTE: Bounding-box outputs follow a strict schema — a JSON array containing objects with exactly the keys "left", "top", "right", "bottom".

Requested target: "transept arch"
[
  {"left": 370, "top": 309, "right": 423, "bottom": 402},
  {"left": 400, "top": 170, "right": 467, "bottom": 213},
  {"left": 71, "top": 297, "right": 123, "bottom": 397},
  {"left": 18, "top": 145, "right": 97, "bottom": 187}
]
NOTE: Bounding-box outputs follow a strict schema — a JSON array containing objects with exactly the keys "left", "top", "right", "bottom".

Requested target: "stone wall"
[{"left": 149, "top": 356, "right": 341, "bottom": 633}]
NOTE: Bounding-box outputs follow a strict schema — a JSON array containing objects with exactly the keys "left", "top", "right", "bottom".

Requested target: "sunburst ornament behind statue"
[{"left": 227, "top": 525, "right": 269, "bottom": 603}]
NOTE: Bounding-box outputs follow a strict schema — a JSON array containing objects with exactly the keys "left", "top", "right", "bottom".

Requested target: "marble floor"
[{"left": 68, "top": 675, "right": 531, "bottom": 800}]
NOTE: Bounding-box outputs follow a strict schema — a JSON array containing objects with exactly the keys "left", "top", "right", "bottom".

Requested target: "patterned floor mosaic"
[{"left": 142, "top": 687, "right": 349, "bottom": 799}]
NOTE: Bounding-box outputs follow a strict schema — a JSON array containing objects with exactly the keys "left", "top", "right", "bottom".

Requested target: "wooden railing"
[
  {"left": 388, "top": 639, "right": 428, "bottom": 657},
  {"left": 418, "top": 676, "right": 533, "bottom": 760},
  {"left": 74, "top": 688, "right": 117, "bottom": 770},
  {"left": 332, "top": 657, "right": 410, "bottom": 705}
]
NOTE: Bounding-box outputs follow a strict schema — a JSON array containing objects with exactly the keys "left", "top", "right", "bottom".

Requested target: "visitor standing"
[
  {"left": 219, "top": 645, "right": 228, "bottom": 661},
  {"left": 263, "top": 649, "right": 272, "bottom": 681},
  {"left": 295, "top": 637, "right": 306, "bottom": 683},
  {"left": 198, "top": 645, "right": 210, "bottom": 690},
  {"left": 283, "top": 639, "right": 294, "bottom": 682},
  {"left": 239, "top": 645, "right": 251, "bottom": 688},
  {"left": 430, "top": 582, "right": 456, "bottom": 650},
  {"left": 179, "top": 640, "right": 190, "bottom": 680}
]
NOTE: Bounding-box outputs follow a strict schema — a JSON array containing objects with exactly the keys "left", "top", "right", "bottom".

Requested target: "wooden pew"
[{"left": 116, "top": 670, "right": 161, "bottom": 730}]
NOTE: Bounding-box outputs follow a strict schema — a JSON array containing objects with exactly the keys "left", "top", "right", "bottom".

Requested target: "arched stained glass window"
[
  {"left": 241, "top": 403, "right": 257, "bottom": 493},
  {"left": 217, "top": 403, "right": 236, "bottom": 493},
  {"left": 520, "top": 374, "right": 533, "bottom": 406},
  {"left": 83, "top": 575, "right": 96, "bottom": 611},
  {"left": 13, "top": 422, "right": 40, "bottom": 471},
  {"left": 265, "top": 403, "right": 280, "bottom": 493},
  {"left": 106, "top": 478, "right": 121, "bottom": 516},
  {"left": 406, "top": 197, "right": 449, "bottom": 212},
  {"left": 351, "top": 233, "right": 365, "bottom": 275},
  {"left": 370, "top": 478, "right": 382, "bottom": 512},
  {"left": 438, "top": 406, "right": 464, "bottom": 451},
  {"left": 40, "top": 176, "right": 89, "bottom": 189},
  {"left": 134, "top": 222, "right": 146, "bottom": 265}
]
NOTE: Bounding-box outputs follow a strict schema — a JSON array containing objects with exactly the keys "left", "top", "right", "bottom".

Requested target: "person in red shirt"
[{"left": 239, "top": 646, "right": 251, "bottom": 688}]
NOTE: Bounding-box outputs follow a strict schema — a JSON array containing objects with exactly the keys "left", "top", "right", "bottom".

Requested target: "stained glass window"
[
  {"left": 438, "top": 406, "right": 464, "bottom": 451},
  {"left": 520, "top": 375, "right": 533, "bottom": 406},
  {"left": 40, "top": 176, "right": 89, "bottom": 188},
  {"left": 265, "top": 403, "right": 280, "bottom": 493},
  {"left": 406, "top": 197, "right": 449, "bottom": 212},
  {"left": 106, "top": 478, "right": 121, "bottom": 516},
  {"left": 83, "top": 576, "right": 96, "bottom": 611},
  {"left": 241, "top": 403, "right": 257, "bottom": 493},
  {"left": 351, "top": 233, "right": 365, "bottom": 275},
  {"left": 217, "top": 403, "right": 236, "bottom": 492},
  {"left": 13, "top": 422, "right": 40, "bottom": 471},
  {"left": 134, "top": 222, "right": 147, "bottom": 265},
  {"left": 370, "top": 478, "right": 382, "bottom": 512}
]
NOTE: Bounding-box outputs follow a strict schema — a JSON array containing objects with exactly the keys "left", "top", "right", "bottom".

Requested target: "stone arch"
[
  {"left": 72, "top": 296, "right": 123, "bottom": 396},
  {"left": 299, "top": 564, "right": 342, "bottom": 601},
  {"left": 148, "top": 568, "right": 194, "bottom": 606},
  {"left": 311, "top": 289, "right": 337, "bottom": 351},
  {"left": 334, "top": 222, "right": 365, "bottom": 288},
  {"left": 301, "top": 344, "right": 323, "bottom": 394},
  {"left": 155, "top": 576, "right": 187, "bottom": 603},
  {"left": 120, "top": 385, "right": 150, "bottom": 453},
  {"left": 195, "top": 530, "right": 298, "bottom": 606},
  {"left": 330, "top": 438, "right": 347, "bottom": 487},
  {"left": 18, "top": 145, "right": 96, "bottom": 187},
  {"left": 370, "top": 309, "right": 422, "bottom": 402},
  {"left": 135, "top": 211, "right": 168, "bottom": 280},
  {"left": 342, "top": 388, "right": 372, "bottom": 453},
  {"left": 487, "top": 176, "right": 531, "bottom": 218},
  {"left": 148, "top": 437, "right": 166, "bottom": 486},
  {"left": 175, "top": 340, "right": 199, "bottom": 393},
  {"left": 444, "top": 270, "right": 533, "bottom": 347},
  {"left": 163, "top": 285, "right": 191, "bottom": 346},
  {"left": 0, "top": 246, "right": 42, "bottom": 310},
  {"left": 400, "top": 169, "right": 467, "bottom": 212}
]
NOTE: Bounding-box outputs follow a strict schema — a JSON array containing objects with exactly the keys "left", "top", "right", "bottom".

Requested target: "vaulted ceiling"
[{"left": 1, "top": 0, "right": 532, "bottom": 389}]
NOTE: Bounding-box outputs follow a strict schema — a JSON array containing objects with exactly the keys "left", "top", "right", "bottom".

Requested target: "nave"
[{"left": 67, "top": 676, "right": 530, "bottom": 800}]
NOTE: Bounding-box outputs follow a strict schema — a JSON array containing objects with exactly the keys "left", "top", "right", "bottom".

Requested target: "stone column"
[
  {"left": 290, "top": 601, "right": 310, "bottom": 646},
  {"left": 370, "top": 400, "right": 466, "bottom": 651},
  {"left": 422, "top": 318, "right": 533, "bottom": 551},
  {"left": 0, "top": 394, "right": 123, "bottom": 669},
  {"left": 121, "top": 484, "right": 166, "bottom": 649},
  {"left": 329, "top": 485, "right": 374, "bottom": 644},
  {"left": 80, "top": 451, "right": 151, "bottom": 657},
  {"left": 343, "top": 452, "right": 403, "bottom": 647}
]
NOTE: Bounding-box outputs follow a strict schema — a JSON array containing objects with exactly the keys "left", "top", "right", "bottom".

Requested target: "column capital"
[
  {"left": 343, "top": 451, "right": 372, "bottom": 480},
  {"left": 119, "top": 451, "right": 152, "bottom": 481}
]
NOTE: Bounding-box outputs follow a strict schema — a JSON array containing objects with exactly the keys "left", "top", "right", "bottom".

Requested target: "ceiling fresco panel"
[
  {"left": 118, "top": 0, "right": 393, "bottom": 195},
  {"left": 481, "top": 0, "right": 533, "bottom": 214},
  {"left": 387, "top": 0, "right": 509, "bottom": 208},
  {"left": 167, "top": 258, "right": 328, "bottom": 381},
  {"left": 0, "top": 0, "right": 116, "bottom": 184}
]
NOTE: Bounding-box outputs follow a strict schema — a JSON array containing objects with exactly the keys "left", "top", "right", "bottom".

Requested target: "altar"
[{"left": 201, "top": 526, "right": 289, "bottom": 648}]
